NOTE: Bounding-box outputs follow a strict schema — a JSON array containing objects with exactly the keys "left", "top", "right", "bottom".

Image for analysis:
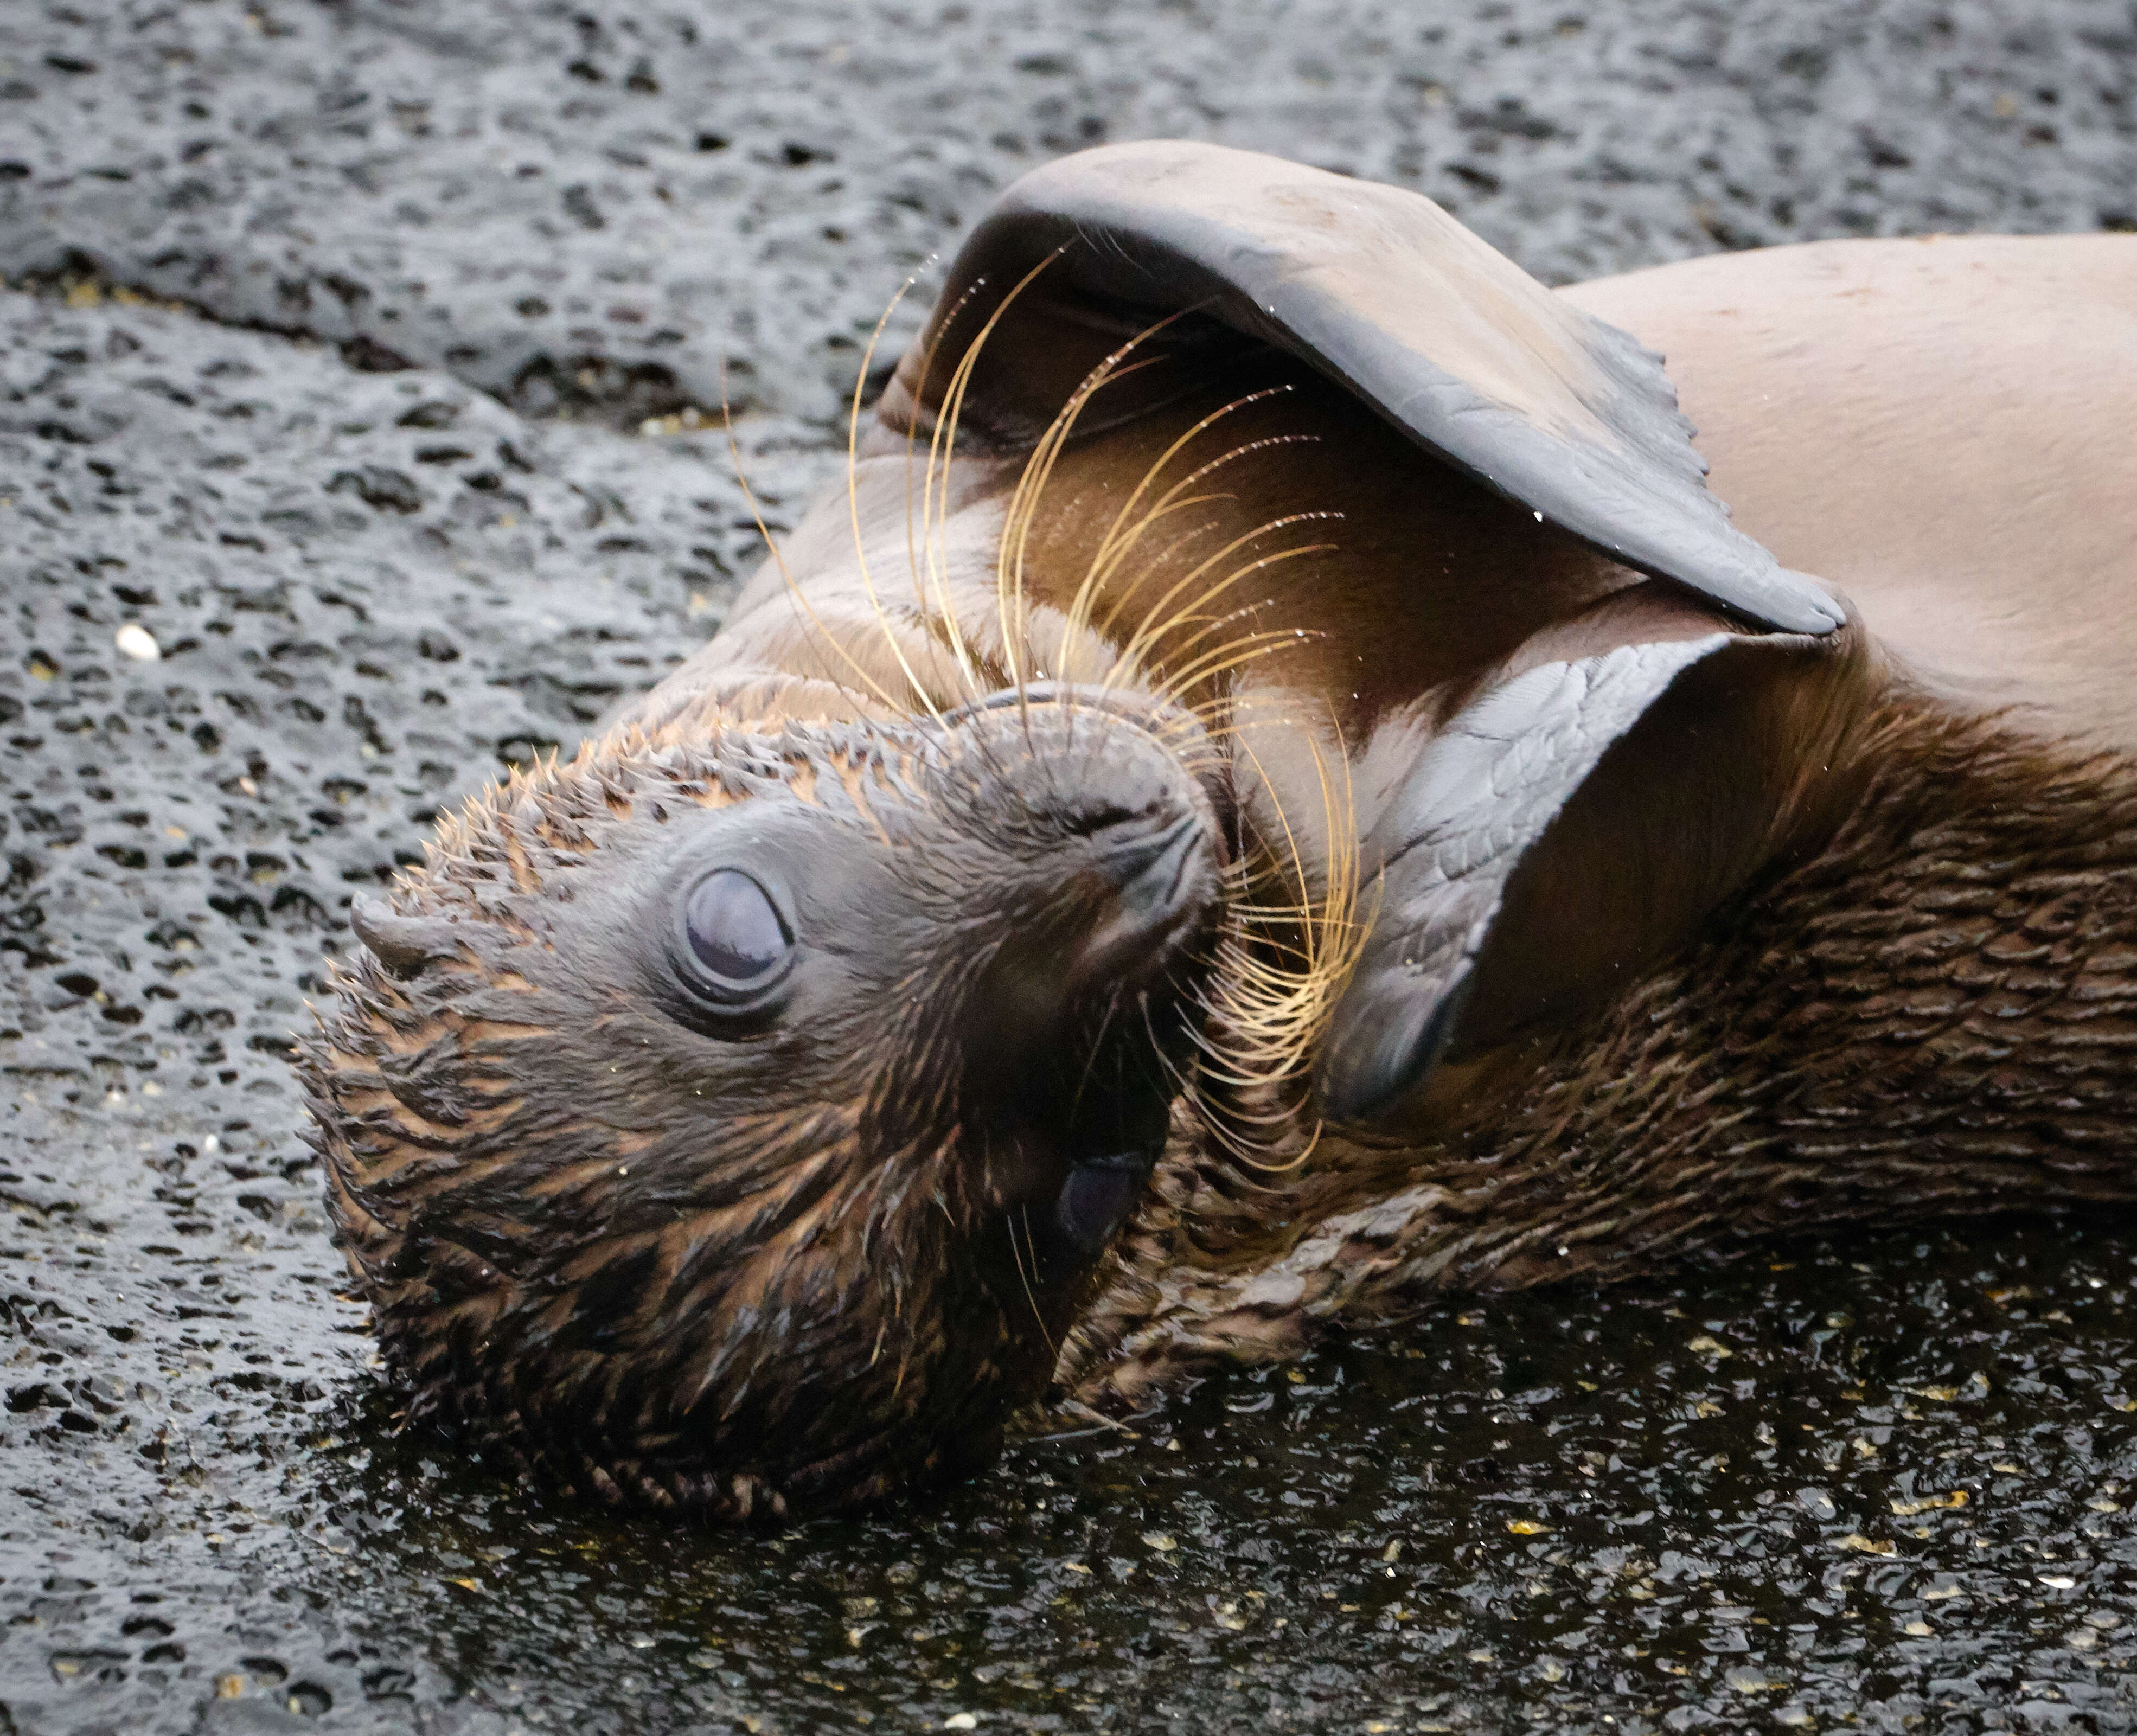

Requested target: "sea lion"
[{"left": 300, "top": 140, "right": 2137, "bottom": 1520}]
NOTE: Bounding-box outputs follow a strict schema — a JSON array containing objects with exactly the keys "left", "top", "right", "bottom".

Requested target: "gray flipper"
[
  {"left": 1317, "top": 636, "right": 1732, "bottom": 1122},
  {"left": 890, "top": 139, "right": 1840, "bottom": 638},
  {"left": 1316, "top": 610, "right": 1870, "bottom": 1122}
]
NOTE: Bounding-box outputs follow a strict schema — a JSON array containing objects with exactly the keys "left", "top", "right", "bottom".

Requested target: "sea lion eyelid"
[{"left": 666, "top": 865, "right": 798, "bottom": 1016}]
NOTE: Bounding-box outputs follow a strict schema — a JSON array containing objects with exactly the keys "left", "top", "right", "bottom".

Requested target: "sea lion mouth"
[{"left": 1055, "top": 1149, "right": 1161, "bottom": 1254}]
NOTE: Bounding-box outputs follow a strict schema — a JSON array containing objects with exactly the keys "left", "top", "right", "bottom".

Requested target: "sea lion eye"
[{"left": 680, "top": 869, "right": 794, "bottom": 996}]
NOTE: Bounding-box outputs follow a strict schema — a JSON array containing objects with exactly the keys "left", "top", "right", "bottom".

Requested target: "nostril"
[
  {"left": 1096, "top": 812, "right": 1202, "bottom": 884},
  {"left": 1062, "top": 802, "right": 1149, "bottom": 840},
  {"left": 1059, "top": 813, "right": 1214, "bottom": 995}
]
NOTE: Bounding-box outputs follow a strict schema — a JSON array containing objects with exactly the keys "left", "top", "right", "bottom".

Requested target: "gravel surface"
[{"left": 3, "top": 2, "right": 2136, "bottom": 1731}]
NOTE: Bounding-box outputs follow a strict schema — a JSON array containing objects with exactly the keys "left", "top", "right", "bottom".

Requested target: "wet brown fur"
[{"left": 1067, "top": 700, "right": 2137, "bottom": 1407}]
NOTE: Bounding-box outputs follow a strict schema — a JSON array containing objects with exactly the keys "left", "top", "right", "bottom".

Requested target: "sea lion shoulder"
[{"left": 1566, "top": 233, "right": 2137, "bottom": 750}]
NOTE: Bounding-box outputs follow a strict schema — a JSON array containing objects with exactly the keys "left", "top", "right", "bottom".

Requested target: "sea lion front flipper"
[
  {"left": 882, "top": 139, "right": 1840, "bottom": 639},
  {"left": 1320, "top": 597, "right": 1872, "bottom": 1124}
]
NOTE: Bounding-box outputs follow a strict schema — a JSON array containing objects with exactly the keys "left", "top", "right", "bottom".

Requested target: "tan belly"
[{"left": 1564, "top": 234, "right": 2137, "bottom": 749}]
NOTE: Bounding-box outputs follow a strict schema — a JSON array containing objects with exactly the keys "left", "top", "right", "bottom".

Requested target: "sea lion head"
[{"left": 302, "top": 687, "right": 1224, "bottom": 1519}]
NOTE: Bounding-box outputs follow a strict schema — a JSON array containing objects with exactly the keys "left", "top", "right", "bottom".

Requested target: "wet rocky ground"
[{"left": 3, "top": 1, "right": 2136, "bottom": 1731}]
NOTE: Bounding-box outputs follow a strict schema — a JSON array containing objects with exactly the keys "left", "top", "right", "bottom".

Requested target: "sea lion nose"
[
  {"left": 1066, "top": 810, "right": 1217, "bottom": 991},
  {"left": 1099, "top": 811, "right": 1206, "bottom": 913}
]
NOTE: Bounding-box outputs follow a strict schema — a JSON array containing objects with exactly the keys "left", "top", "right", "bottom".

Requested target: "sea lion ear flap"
[
  {"left": 1320, "top": 593, "right": 1872, "bottom": 1124},
  {"left": 881, "top": 139, "right": 1840, "bottom": 638}
]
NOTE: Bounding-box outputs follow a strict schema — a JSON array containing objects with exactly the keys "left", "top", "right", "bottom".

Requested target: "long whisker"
[
  {"left": 1070, "top": 989, "right": 1123, "bottom": 1120},
  {"left": 996, "top": 331, "right": 1191, "bottom": 690},
  {"left": 1183, "top": 707, "right": 1368, "bottom": 1174},
  {"left": 1018, "top": 1204, "right": 1060, "bottom": 1357},
  {"left": 844, "top": 276, "right": 943, "bottom": 720},
  {"left": 1068, "top": 457, "right": 1321, "bottom": 701},
  {"left": 1084, "top": 420, "right": 1320, "bottom": 644},
  {"left": 1108, "top": 527, "right": 1341, "bottom": 695},
  {"left": 996, "top": 348, "right": 1153, "bottom": 688},
  {"left": 1142, "top": 618, "right": 1332, "bottom": 708},
  {"left": 1005, "top": 1201, "right": 1049, "bottom": 1342},
  {"left": 719, "top": 363, "right": 900, "bottom": 712},
  {"left": 921, "top": 248, "right": 1076, "bottom": 703},
  {"left": 1053, "top": 360, "right": 1253, "bottom": 668},
  {"left": 904, "top": 272, "right": 984, "bottom": 632}
]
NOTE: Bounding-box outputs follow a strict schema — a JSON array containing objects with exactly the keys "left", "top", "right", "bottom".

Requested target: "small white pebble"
[
  {"left": 944, "top": 1716, "right": 978, "bottom": 1731},
  {"left": 115, "top": 623, "right": 161, "bottom": 662}
]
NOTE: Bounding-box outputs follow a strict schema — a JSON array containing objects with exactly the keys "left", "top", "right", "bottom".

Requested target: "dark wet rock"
[
  {"left": 3, "top": 1, "right": 2132, "bottom": 426},
  {"left": 0, "top": 283, "right": 782, "bottom": 1733},
  {"left": 2, "top": 1, "right": 2136, "bottom": 1733},
  {"left": 0, "top": 281, "right": 774, "bottom": 1131}
]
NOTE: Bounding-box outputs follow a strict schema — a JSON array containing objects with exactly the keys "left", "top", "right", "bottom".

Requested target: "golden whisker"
[
  {"left": 1136, "top": 645, "right": 1300, "bottom": 736},
  {"left": 1006, "top": 1201, "right": 1051, "bottom": 1346},
  {"left": 1103, "top": 518, "right": 1338, "bottom": 685},
  {"left": 1089, "top": 393, "right": 1298, "bottom": 565},
  {"left": 1109, "top": 532, "right": 1340, "bottom": 698},
  {"left": 920, "top": 248, "right": 1076, "bottom": 704},
  {"left": 1111, "top": 511, "right": 1325, "bottom": 667},
  {"left": 1143, "top": 620, "right": 1330, "bottom": 703},
  {"left": 996, "top": 332, "right": 1188, "bottom": 689},
  {"left": 1066, "top": 404, "right": 1304, "bottom": 633},
  {"left": 1058, "top": 392, "right": 1297, "bottom": 660},
  {"left": 1183, "top": 713, "right": 1368, "bottom": 1175},
  {"left": 903, "top": 271, "right": 986, "bottom": 625},
  {"left": 1087, "top": 430, "right": 1325, "bottom": 642},
  {"left": 995, "top": 348, "right": 1157, "bottom": 688},
  {"left": 843, "top": 275, "right": 943, "bottom": 720},
  {"left": 719, "top": 363, "right": 900, "bottom": 713}
]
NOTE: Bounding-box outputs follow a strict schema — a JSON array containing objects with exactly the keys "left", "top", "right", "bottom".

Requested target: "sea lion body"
[
  {"left": 304, "top": 143, "right": 2137, "bottom": 1516},
  {"left": 1569, "top": 234, "right": 2137, "bottom": 750}
]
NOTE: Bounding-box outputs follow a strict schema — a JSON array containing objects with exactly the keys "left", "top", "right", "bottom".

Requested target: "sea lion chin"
[
  {"left": 303, "top": 692, "right": 1224, "bottom": 1517},
  {"left": 303, "top": 140, "right": 2137, "bottom": 1517}
]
